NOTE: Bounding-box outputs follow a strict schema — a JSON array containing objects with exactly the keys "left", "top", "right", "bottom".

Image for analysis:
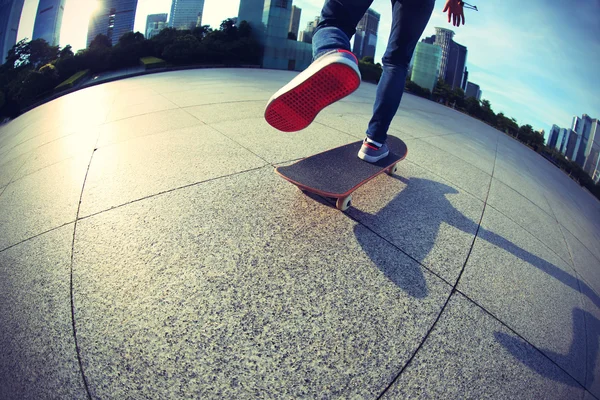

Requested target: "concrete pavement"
[{"left": 1, "top": 68, "right": 599, "bottom": 399}]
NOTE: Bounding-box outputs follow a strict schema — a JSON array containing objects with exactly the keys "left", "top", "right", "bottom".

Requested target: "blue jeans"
[{"left": 312, "top": 0, "right": 436, "bottom": 143}]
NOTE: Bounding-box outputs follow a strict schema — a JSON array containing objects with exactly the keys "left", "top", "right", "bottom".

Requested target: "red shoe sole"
[{"left": 265, "top": 63, "right": 361, "bottom": 132}]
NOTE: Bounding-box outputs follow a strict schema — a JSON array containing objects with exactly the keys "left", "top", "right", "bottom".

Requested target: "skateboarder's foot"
[
  {"left": 264, "top": 49, "right": 361, "bottom": 132},
  {"left": 358, "top": 138, "right": 389, "bottom": 163}
]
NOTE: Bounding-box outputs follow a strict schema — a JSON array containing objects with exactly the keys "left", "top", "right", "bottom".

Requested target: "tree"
[
  {"left": 238, "top": 20, "right": 252, "bottom": 39},
  {"left": 433, "top": 78, "right": 451, "bottom": 104},
  {"left": 220, "top": 18, "right": 238, "bottom": 40},
  {"left": 192, "top": 25, "right": 211, "bottom": 41},
  {"left": 89, "top": 34, "right": 112, "bottom": 50},
  {"left": 287, "top": 32, "right": 297, "bottom": 40},
  {"left": 162, "top": 34, "right": 201, "bottom": 64},
  {"left": 59, "top": 44, "right": 74, "bottom": 58}
]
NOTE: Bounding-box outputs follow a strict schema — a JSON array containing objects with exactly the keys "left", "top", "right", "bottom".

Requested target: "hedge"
[{"left": 55, "top": 69, "right": 90, "bottom": 91}]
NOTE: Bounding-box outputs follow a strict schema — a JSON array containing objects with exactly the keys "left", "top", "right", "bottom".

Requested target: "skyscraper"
[
  {"left": 353, "top": 8, "right": 379, "bottom": 60},
  {"left": 146, "top": 13, "right": 168, "bottom": 39},
  {"left": 572, "top": 114, "right": 594, "bottom": 167},
  {"left": 445, "top": 41, "right": 467, "bottom": 89},
  {"left": 547, "top": 124, "right": 560, "bottom": 149},
  {"left": 288, "top": 6, "right": 301, "bottom": 39},
  {"left": 299, "top": 16, "right": 320, "bottom": 44},
  {"left": 169, "top": 0, "right": 205, "bottom": 30},
  {"left": 433, "top": 27, "right": 454, "bottom": 81},
  {"left": 583, "top": 119, "right": 600, "bottom": 181},
  {"left": 0, "top": 0, "right": 25, "bottom": 64},
  {"left": 32, "top": 0, "right": 66, "bottom": 46},
  {"left": 410, "top": 42, "right": 441, "bottom": 92},
  {"left": 87, "top": 0, "right": 138, "bottom": 47},
  {"left": 238, "top": 0, "right": 312, "bottom": 71},
  {"left": 465, "top": 82, "right": 481, "bottom": 101}
]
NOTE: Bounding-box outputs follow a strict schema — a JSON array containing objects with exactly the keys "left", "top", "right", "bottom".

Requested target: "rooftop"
[{"left": 1, "top": 68, "right": 599, "bottom": 399}]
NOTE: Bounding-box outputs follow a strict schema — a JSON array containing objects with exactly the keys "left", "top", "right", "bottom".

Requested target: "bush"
[
  {"left": 0, "top": 90, "right": 5, "bottom": 109},
  {"left": 358, "top": 60, "right": 382, "bottom": 83},
  {"left": 140, "top": 56, "right": 167, "bottom": 69},
  {"left": 55, "top": 69, "right": 90, "bottom": 91}
]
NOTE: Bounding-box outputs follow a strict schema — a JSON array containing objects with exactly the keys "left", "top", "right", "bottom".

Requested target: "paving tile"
[
  {"left": 405, "top": 138, "right": 492, "bottom": 201},
  {"left": 347, "top": 160, "right": 485, "bottom": 285},
  {"left": 579, "top": 291, "right": 600, "bottom": 399},
  {"left": 80, "top": 124, "right": 266, "bottom": 217},
  {"left": 73, "top": 168, "right": 451, "bottom": 399},
  {"left": 313, "top": 112, "right": 415, "bottom": 140},
  {"left": 0, "top": 151, "right": 29, "bottom": 188},
  {"left": 493, "top": 157, "right": 554, "bottom": 215},
  {"left": 487, "top": 178, "right": 572, "bottom": 264},
  {"left": 420, "top": 131, "right": 497, "bottom": 175},
  {"left": 12, "top": 130, "right": 99, "bottom": 181},
  {"left": 96, "top": 108, "right": 204, "bottom": 147},
  {"left": 105, "top": 95, "right": 179, "bottom": 123},
  {"left": 161, "top": 86, "right": 272, "bottom": 107},
  {"left": 458, "top": 206, "right": 588, "bottom": 383},
  {"left": 561, "top": 227, "right": 600, "bottom": 301},
  {"left": 209, "top": 117, "right": 355, "bottom": 164},
  {"left": 184, "top": 100, "right": 266, "bottom": 124},
  {"left": 0, "top": 224, "right": 87, "bottom": 399},
  {"left": 383, "top": 292, "right": 585, "bottom": 399},
  {"left": 0, "top": 156, "right": 88, "bottom": 249}
]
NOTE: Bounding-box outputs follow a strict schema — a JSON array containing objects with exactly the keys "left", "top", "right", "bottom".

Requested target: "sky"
[{"left": 15, "top": 0, "right": 600, "bottom": 135}]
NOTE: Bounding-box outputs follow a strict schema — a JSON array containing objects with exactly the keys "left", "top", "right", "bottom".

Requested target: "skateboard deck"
[{"left": 276, "top": 136, "right": 407, "bottom": 210}]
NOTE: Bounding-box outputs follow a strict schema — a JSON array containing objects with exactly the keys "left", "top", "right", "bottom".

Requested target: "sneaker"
[
  {"left": 358, "top": 138, "right": 389, "bottom": 163},
  {"left": 265, "top": 49, "right": 361, "bottom": 132}
]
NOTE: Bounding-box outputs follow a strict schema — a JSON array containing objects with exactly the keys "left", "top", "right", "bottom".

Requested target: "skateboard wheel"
[
  {"left": 336, "top": 195, "right": 352, "bottom": 211},
  {"left": 386, "top": 163, "right": 398, "bottom": 175}
]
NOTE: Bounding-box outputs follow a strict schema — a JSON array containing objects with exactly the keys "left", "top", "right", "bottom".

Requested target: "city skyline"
[{"left": 12, "top": 0, "right": 600, "bottom": 136}]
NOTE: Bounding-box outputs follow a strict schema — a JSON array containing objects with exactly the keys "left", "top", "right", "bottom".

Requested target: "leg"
[
  {"left": 367, "top": 0, "right": 436, "bottom": 143},
  {"left": 312, "top": 0, "right": 374, "bottom": 59},
  {"left": 264, "top": 0, "right": 370, "bottom": 132}
]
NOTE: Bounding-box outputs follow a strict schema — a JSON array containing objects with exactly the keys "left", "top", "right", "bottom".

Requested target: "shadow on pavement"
[{"left": 348, "top": 176, "right": 599, "bottom": 386}]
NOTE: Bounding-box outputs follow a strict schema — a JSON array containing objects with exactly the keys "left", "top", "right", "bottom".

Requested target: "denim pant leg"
[
  {"left": 312, "top": 0, "right": 374, "bottom": 60},
  {"left": 367, "top": 0, "right": 435, "bottom": 143}
]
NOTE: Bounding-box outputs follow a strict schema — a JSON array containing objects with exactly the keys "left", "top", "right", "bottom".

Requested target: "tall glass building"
[
  {"left": 353, "top": 8, "right": 379, "bottom": 60},
  {"left": 238, "top": 0, "right": 311, "bottom": 71},
  {"left": 433, "top": 27, "right": 454, "bottom": 81},
  {"left": 0, "top": 0, "right": 25, "bottom": 64},
  {"left": 146, "top": 13, "right": 168, "bottom": 39},
  {"left": 169, "top": 0, "right": 205, "bottom": 30},
  {"left": 32, "top": 0, "right": 66, "bottom": 46},
  {"left": 410, "top": 42, "right": 441, "bottom": 92},
  {"left": 87, "top": 0, "right": 138, "bottom": 47},
  {"left": 288, "top": 5, "right": 301, "bottom": 39},
  {"left": 572, "top": 114, "right": 594, "bottom": 167}
]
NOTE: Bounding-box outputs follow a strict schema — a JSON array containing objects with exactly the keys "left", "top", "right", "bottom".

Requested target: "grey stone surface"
[
  {"left": 73, "top": 167, "right": 451, "bottom": 399},
  {"left": 0, "top": 224, "right": 87, "bottom": 399},
  {"left": 209, "top": 117, "right": 356, "bottom": 164},
  {"left": 404, "top": 137, "right": 492, "bottom": 201},
  {"left": 79, "top": 124, "right": 267, "bottom": 217},
  {"left": 0, "top": 69, "right": 599, "bottom": 399},
  {"left": 96, "top": 107, "right": 204, "bottom": 148},
  {"left": 420, "top": 131, "right": 497, "bottom": 175},
  {"left": 562, "top": 227, "right": 600, "bottom": 296},
  {"left": 458, "top": 206, "right": 588, "bottom": 383},
  {"left": 487, "top": 178, "right": 572, "bottom": 264},
  {"left": 383, "top": 292, "right": 585, "bottom": 399},
  {"left": 347, "top": 160, "right": 485, "bottom": 285},
  {"left": 0, "top": 155, "right": 88, "bottom": 249}
]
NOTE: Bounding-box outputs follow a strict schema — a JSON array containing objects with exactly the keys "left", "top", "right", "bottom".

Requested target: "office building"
[
  {"left": 299, "top": 16, "right": 320, "bottom": 44},
  {"left": 446, "top": 41, "right": 467, "bottom": 89},
  {"left": 462, "top": 67, "right": 468, "bottom": 91},
  {"left": 465, "top": 82, "right": 481, "bottom": 101},
  {"left": 572, "top": 114, "right": 595, "bottom": 167},
  {"left": 547, "top": 124, "right": 560, "bottom": 149},
  {"left": 288, "top": 5, "right": 301, "bottom": 39},
  {"left": 0, "top": 0, "right": 25, "bottom": 64},
  {"left": 410, "top": 42, "right": 442, "bottom": 92},
  {"left": 430, "top": 27, "right": 467, "bottom": 89},
  {"left": 87, "top": 0, "right": 138, "bottom": 47},
  {"left": 353, "top": 8, "right": 379, "bottom": 60},
  {"left": 146, "top": 13, "right": 168, "bottom": 39},
  {"left": 238, "top": 0, "right": 312, "bottom": 71},
  {"left": 32, "top": 0, "right": 66, "bottom": 46},
  {"left": 169, "top": 0, "right": 205, "bottom": 30},
  {"left": 582, "top": 117, "right": 600, "bottom": 178}
]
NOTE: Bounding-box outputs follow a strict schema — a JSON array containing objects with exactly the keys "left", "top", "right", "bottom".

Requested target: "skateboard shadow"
[{"left": 349, "top": 176, "right": 600, "bottom": 386}]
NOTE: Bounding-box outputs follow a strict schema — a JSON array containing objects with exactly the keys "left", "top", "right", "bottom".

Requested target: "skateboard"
[{"left": 275, "top": 136, "right": 408, "bottom": 211}]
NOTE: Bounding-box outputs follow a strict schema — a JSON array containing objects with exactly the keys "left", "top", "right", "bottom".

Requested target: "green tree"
[
  {"left": 287, "top": 32, "right": 297, "bottom": 40},
  {"left": 89, "top": 34, "right": 112, "bottom": 50},
  {"left": 238, "top": 20, "right": 252, "bottom": 39},
  {"left": 0, "top": 90, "right": 5, "bottom": 109},
  {"left": 433, "top": 78, "right": 451, "bottom": 104},
  {"left": 162, "top": 34, "right": 201, "bottom": 64},
  {"left": 192, "top": 25, "right": 211, "bottom": 41},
  {"left": 4, "top": 38, "right": 59, "bottom": 69},
  {"left": 59, "top": 44, "right": 74, "bottom": 58},
  {"left": 220, "top": 18, "right": 238, "bottom": 41}
]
